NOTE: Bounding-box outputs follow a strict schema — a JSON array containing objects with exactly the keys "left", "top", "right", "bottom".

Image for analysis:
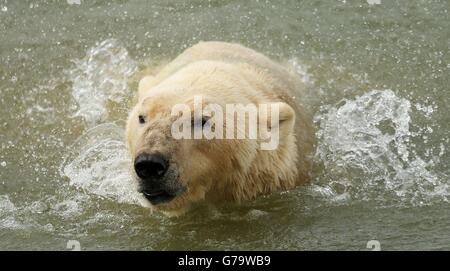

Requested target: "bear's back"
[{"left": 154, "top": 42, "right": 299, "bottom": 96}]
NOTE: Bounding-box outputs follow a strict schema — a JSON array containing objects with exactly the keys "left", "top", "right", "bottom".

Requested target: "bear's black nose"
[{"left": 134, "top": 152, "right": 169, "bottom": 180}]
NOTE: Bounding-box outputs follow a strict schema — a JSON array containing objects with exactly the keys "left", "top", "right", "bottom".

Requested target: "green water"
[{"left": 0, "top": 0, "right": 449, "bottom": 250}]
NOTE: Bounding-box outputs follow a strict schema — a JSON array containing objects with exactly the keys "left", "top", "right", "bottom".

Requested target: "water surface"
[{"left": 0, "top": 0, "right": 449, "bottom": 250}]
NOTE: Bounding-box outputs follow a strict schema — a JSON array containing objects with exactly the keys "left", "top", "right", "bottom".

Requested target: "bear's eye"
[
  {"left": 191, "top": 116, "right": 209, "bottom": 127},
  {"left": 138, "top": 115, "right": 146, "bottom": 124},
  {"left": 202, "top": 117, "right": 208, "bottom": 127}
]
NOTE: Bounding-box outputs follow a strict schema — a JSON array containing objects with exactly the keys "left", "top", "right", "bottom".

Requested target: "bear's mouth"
[{"left": 142, "top": 189, "right": 176, "bottom": 205}]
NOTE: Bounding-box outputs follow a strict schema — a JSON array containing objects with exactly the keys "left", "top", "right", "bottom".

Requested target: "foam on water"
[
  {"left": 312, "top": 89, "right": 449, "bottom": 206},
  {"left": 0, "top": 195, "right": 53, "bottom": 231},
  {"left": 67, "top": 39, "right": 137, "bottom": 126},
  {"left": 0, "top": 195, "right": 25, "bottom": 230},
  {"left": 51, "top": 194, "right": 91, "bottom": 219}
]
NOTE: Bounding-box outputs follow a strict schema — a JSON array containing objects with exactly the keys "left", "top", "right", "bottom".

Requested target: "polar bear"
[{"left": 126, "top": 42, "right": 315, "bottom": 216}]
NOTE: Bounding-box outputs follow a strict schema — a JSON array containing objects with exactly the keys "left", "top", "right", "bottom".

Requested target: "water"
[{"left": 0, "top": 0, "right": 449, "bottom": 250}]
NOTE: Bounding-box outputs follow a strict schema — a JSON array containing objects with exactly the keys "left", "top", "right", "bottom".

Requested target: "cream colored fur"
[{"left": 126, "top": 42, "right": 316, "bottom": 215}]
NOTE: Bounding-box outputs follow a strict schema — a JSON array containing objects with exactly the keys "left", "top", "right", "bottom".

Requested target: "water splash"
[
  {"left": 62, "top": 40, "right": 146, "bottom": 207},
  {"left": 61, "top": 123, "right": 143, "bottom": 205},
  {"left": 67, "top": 39, "right": 137, "bottom": 126},
  {"left": 312, "top": 89, "right": 448, "bottom": 206}
]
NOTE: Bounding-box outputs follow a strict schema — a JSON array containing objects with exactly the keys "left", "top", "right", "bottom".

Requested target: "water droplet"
[
  {"left": 67, "top": 0, "right": 81, "bottom": 5},
  {"left": 367, "top": 0, "right": 381, "bottom": 5}
]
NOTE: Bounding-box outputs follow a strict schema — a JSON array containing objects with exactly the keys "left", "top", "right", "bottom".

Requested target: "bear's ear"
[
  {"left": 137, "top": 76, "right": 157, "bottom": 101},
  {"left": 268, "top": 102, "right": 295, "bottom": 129},
  {"left": 258, "top": 102, "right": 295, "bottom": 150},
  {"left": 277, "top": 102, "right": 295, "bottom": 123}
]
